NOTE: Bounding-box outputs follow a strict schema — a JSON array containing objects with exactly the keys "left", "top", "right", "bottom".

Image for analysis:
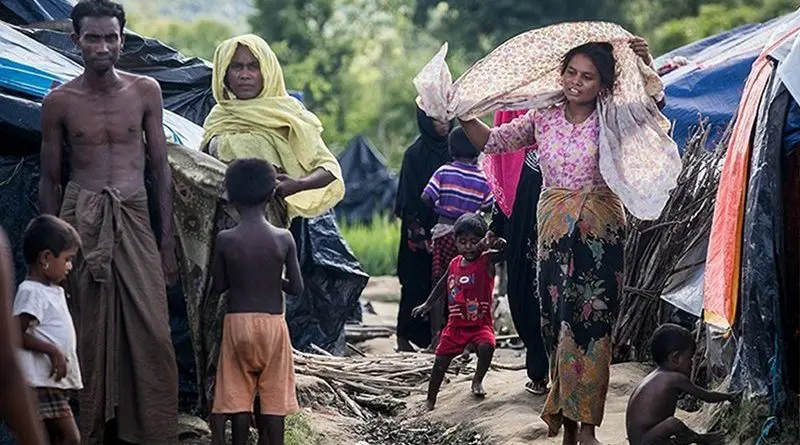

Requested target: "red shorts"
[{"left": 435, "top": 324, "right": 496, "bottom": 357}]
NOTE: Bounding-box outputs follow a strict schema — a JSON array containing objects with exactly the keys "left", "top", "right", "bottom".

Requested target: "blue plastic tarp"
[
  {"left": 0, "top": 0, "right": 73, "bottom": 25},
  {"left": 0, "top": 20, "right": 204, "bottom": 149},
  {"left": 656, "top": 11, "right": 800, "bottom": 150}
]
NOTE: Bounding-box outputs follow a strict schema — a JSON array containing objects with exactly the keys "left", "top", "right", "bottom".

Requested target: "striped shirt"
[{"left": 422, "top": 161, "right": 494, "bottom": 220}]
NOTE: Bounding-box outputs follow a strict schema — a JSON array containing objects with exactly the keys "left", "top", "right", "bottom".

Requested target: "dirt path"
[
  {"left": 180, "top": 277, "right": 712, "bottom": 445},
  {"left": 348, "top": 277, "right": 710, "bottom": 445}
]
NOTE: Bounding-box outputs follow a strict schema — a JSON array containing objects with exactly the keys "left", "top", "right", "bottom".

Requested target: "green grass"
[
  {"left": 339, "top": 215, "right": 400, "bottom": 277},
  {"left": 285, "top": 411, "right": 318, "bottom": 445}
]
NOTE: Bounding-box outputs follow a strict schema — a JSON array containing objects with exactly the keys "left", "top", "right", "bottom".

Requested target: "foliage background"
[
  {"left": 120, "top": 0, "right": 797, "bottom": 275},
  {"left": 123, "top": 0, "right": 798, "bottom": 169}
]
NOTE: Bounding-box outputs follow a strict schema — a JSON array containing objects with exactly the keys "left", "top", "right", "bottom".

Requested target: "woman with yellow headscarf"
[{"left": 202, "top": 34, "right": 345, "bottom": 220}]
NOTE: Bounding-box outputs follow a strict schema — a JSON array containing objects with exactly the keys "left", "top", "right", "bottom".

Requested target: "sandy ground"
[
  {"left": 181, "top": 276, "right": 710, "bottom": 444},
  {"left": 344, "top": 276, "right": 710, "bottom": 445}
]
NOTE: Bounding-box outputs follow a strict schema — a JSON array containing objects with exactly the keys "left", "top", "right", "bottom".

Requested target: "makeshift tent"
[
  {"left": 0, "top": 8, "right": 366, "bottom": 427},
  {"left": 656, "top": 12, "right": 800, "bottom": 151},
  {"left": 0, "top": 0, "right": 71, "bottom": 24},
  {"left": 703, "top": 14, "right": 800, "bottom": 406},
  {"left": 335, "top": 134, "right": 398, "bottom": 225},
  {"left": 654, "top": 10, "right": 800, "bottom": 315},
  {"left": 648, "top": 10, "right": 800, "bottom": 440}
]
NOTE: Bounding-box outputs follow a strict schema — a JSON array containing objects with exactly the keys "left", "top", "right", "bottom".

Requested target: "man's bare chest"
[{"left": 63, "top": 95, "right": 146, "bottom": 146}]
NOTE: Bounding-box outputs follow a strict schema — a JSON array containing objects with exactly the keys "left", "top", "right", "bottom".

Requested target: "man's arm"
[
  {"left": 141, "top": 78, "right": 178, "bottom": 285},
  {"left": 281, "top": 232, "right": 304, "bottom": 296},
  {"left": 675, "top": 374, "right": 737, "bottom": 403},
  {"left": 0, "top": 231, "right": 47, "bottom": 445},
  {"left": 39, "top": 92, "right": 64, "bottom": 215}
]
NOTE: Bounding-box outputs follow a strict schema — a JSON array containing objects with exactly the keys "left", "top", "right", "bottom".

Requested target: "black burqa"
[
  {"left": 394, "top": 108, "right": 452, "bottom": 348},
  {"left": 489, "top": 158, "right": 549, "bottom": 383}
]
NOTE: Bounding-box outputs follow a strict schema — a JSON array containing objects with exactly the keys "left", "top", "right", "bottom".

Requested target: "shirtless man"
[
  {"left": 38, "top": 1, "right": 178, "bottom": 443},
  {"left": 0, "top": 228, "right": 47, "bottom": 445}
]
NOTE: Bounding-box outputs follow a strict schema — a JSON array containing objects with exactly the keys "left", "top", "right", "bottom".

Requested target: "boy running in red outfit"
[{"left": 413, "top": 213, "right": 504, "bottom": 410}]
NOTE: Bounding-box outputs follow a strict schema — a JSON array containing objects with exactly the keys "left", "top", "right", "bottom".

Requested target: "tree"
[
  {"left": 250, "top": 0, "right": 464, "bottom": 163},
  {"left": 127, "top": 14, "right": 236, "bottom": 61},
  {"left": 413, "top": 0, "right": 629, "bottom": 57},
  {"left": 642, "top": 0, "right": 797, "bottom": 55}
]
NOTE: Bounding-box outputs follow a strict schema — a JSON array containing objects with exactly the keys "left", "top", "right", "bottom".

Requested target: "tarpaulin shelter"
[
  {"left": 656, "top": 12, "right": 800, "bottom": 151},
  {"left": 655, "top": 11, "right": 800, "bottom": 318},
  {"left": 335, "top": 134, "right": 398, "bottom": 225},
  {"left": 702, "top": 11, "right": 800, "bottom": 405},
  {"left": 0, "top": 1, "right": 366, "bottom": 424},
  {"left": 649, "top": 9, "right": 800, "bottom": 439},
  {"left": 0, "top": 0, "right": 71, "bottom": 24}
]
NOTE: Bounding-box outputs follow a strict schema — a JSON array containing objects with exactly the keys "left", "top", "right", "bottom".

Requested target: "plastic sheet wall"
[{"left": 335, "top": 135, "right": 398, "bottom": 225}]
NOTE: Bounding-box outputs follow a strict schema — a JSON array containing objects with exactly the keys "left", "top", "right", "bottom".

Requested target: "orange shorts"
[{"left": 212, "top": 313, "right": 299, "bottom": 416}]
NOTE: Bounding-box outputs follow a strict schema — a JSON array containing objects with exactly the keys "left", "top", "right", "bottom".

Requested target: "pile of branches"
[
  {"left": 355, "top": 417, "right": 485, "bottom": 445},
  {"left": 613, "top": 123, "right": 730, "bottom": 362},
  {"left": 293, "top": 349, "right": 523, "bottom": 418}
]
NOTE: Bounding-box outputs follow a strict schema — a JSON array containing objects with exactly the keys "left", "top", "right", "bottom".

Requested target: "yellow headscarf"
[{"left": 201, "top": 34, "right": 344, "bottom": 219}]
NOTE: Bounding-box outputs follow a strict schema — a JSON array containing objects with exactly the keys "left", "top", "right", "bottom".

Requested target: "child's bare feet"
[
  {"left": 701, "top": 431, "right": 725, "bottom": 445},
  {"left": 471, "top": 380, "right": 486, "bottom": 398}
]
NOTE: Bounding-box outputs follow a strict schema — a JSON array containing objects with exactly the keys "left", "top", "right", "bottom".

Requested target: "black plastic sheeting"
[
  {"left": 732, "top": 71, "right": 788, "bottom": 404},
  {"left": 285, "top": 211, "right": 369, "bottom": 353},
  {"left": 20, "top": 26, "right": 217, "bottom": 126},
  {"left": 0, "top": 155, "right": 39, "bottom": 285},
  {"left": 0, "top": 0, "right": 72, "bottom": 25},
  {"left": 332, "top": 137, "right": 375, "bottom": 324},
  {"left": 336, "top": 134, "right": 398, "bottom": 225}
]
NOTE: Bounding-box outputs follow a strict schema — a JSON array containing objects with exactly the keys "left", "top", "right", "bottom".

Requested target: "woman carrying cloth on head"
[
  {"left": 414, "top": 23, "right": 680, "bottom": 445},
  {"left": 199, "top": 34, "right": 345, "bottom": 410}
]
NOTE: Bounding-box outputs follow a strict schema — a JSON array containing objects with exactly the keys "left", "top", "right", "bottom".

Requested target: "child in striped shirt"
[{"left": 421, "top": 127, "right": 493, "bottom": 349}]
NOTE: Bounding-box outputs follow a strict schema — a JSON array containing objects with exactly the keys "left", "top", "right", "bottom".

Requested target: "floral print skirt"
[{"left": 536, "top": 187, "right": 625, "bottom": 433}]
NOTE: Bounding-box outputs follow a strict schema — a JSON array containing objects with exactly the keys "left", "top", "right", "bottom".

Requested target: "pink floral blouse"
[{"left": 484, "top": 104, "right": 607, "bottom": 190}]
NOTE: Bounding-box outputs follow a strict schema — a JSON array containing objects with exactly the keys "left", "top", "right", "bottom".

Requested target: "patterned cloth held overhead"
[
  {"left": 413, "top": 21, "right": 681, "bottom": 220},
  {"left": 422, "top": 161, "right": 493, "bottom": 220}
]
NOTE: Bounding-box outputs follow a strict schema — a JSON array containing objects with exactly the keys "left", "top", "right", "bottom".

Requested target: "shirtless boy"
[
  {"left": 210, "top": 158, "right": 303, "bottom": 445},
  {"left": 626, "top": 324, "right": 739, "bottom": 445},
  {"left": 39, "top": 1, "right": 178, "bottom": 443}
]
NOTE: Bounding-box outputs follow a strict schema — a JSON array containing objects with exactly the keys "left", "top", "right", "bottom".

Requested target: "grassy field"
[{"left": 339, "top": 215, "right": 400, "bottom": 277}]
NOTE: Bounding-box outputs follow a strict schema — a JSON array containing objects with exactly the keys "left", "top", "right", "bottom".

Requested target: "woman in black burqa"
[{"left": 394, "top": 107, "right": 452, "bottom": 352}]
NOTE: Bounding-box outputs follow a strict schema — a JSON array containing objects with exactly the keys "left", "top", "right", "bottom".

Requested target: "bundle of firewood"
[
  {"left": 613, "top": 123, "right": 730, "bottom": 362},
  {"left": 345, "top": 324, "right": 396, "bottom": 343},
  {"left": 293, "top": 349, "right": 523, "bottom": 418}
]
